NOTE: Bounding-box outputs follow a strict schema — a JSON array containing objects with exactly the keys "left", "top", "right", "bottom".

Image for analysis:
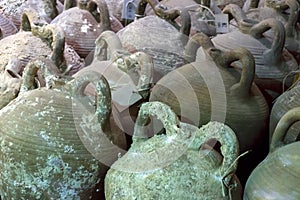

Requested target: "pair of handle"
[
  {"left": 223, "top": 4, "right": 285, "bottom": 65},
  {"left": 184, "top": 31, "right": 255, "bottom": 99},
  {"left": 133, "top": 101, "right": 239, "bottom": 196},
  {"left": 135, "top": 0, "right": 191, "bottom": 36},
  {"left": 20, "top": 9, "right": 66, "bottom": 73}
]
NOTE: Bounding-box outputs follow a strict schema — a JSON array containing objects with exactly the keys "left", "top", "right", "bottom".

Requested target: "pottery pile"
[{"left": 0, "top": 0, "right": 299, "bottom": 199}]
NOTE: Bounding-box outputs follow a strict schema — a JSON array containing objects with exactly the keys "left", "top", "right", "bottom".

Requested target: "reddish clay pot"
[{"left": 51, "top": 0, "right": 111, "bottom": 58}]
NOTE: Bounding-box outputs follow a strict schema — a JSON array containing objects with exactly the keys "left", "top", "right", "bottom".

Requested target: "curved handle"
[
  {"left": 66, "top": 70, "right": 112, "bottom": 133},
  {"left": 87, "top": 0, "right": 111, "bottom": 30},
  {"left": 94, "top": 31, "right": 153, "bottom": 98},
  {"left": 118, "top": 51, "right": 153, "bottom": 99},
  {"left": 135, "top": 0, "right": 160, "bottom": 18},
  {"left": 136, "top": 0, "right": 191, "bottom": 36},
  {"left": 249, "top": 18, "right": 285, "bottom": 64},
  {"left": 135, "top": 102, "right": 239, "bottom": 182},
  {"left": 20, "top": 9, "right": 48, "bottom": 32},
  {"left": 154, "top": 6, "right": 191, "bottom": 36},
  {"left": 196, "top": 121, "right": 239, "bottom": 185},
  {"left": 270, "top": 107, "right": 300, "bottom": 152},
  {"left": 133, "top": 101, "right": 181, "bottom": 139},
  {"left": 31, "top": 24, "right": 67, "bottom": 73},
  {"left": 284, "top": 0, "right": 300, "bottom": 38},
  {"left": 94, "top": 30, "right": 124, "bottom": 61},
  {"left": 183, "top": 32, "right": 219, "bottom": 62},
  {"left": 186, "top": 32, "right": 255, "bottom": 98},
  {"left": 20, "top": 57, "right": 63, "bottom": 93},
  {"left": 221, "top": 48, "right": 255, "bottom": 98},
  {"left": 222, "top": 4, "right": 258, "bottom": 33}
]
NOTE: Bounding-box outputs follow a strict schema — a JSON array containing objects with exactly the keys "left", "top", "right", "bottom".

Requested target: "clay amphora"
[
  {"left": 117, "top": 0, "right": 191, "bottom": 83},
  {"left": 74, "top": 30, "right": 153, "bottom": 139},
  {"left": 105, "top": 101, "right": 242, "bottom": 200},
  {"left": 0, "top": 0, "right": 63, "bottom": 29},
  {"left": 150, "top": 32, "right": 269, "bottom": 185},
  {"left": 244, "top": 107, "right": 300, "bottom": 199},
  {"left": 0, "top": 58, "right": 126, "bottom": 199},
  {"left": 51, "top": 0, "right": 111, "bottom": 58},
  {"left": 212, "top": 4, "right": 298, "bottom": 105}
]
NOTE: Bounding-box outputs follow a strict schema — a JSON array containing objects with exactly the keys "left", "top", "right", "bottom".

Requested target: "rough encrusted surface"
[
  {"left": 105, "top": 102, "right": 241, "bottom": 200},
  {"left": 0, "top": 84, "right": 108, "bottom": 199}
]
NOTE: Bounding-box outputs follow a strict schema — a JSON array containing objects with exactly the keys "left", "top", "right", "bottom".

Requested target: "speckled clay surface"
[
  {"left": 105, "top": 102, "right": 242, "bottom": 200},
  {"left": 0, "top": 70, "right": 123, "bottom": 199}
]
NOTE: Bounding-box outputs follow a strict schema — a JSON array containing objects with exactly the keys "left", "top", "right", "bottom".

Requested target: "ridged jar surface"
[
  {"left": 0, "top": 88, "right": 102, "bottom": 199},
  {"left": 0, "top": 31, "right": 84, "bottom": 76},
  {"left": 51, "top": 7, "right": 102, "bottom": 58},
  {"left": 0, "top": 13, "right": 17, "bottom": 37},
  {"left": 244, "top": 142, "right": 300, "bottom": 199}
]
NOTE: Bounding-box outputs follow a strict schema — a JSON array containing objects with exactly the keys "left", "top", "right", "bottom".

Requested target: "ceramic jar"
[
  {"left": 212, "top": 4, "right": 298, "bottom": 105},
  {"left": 0, "top": 58, "right": 126, "bottom": 199},
  {"left": 244, "top": 107, "right": 300, "bottom": 199},
  {"left": 74, "top": 30, "right": 153, "bottom": 138},
  {"left": 51, "top": 0, "right": 111, "bottom": 58},
  {"left": 150, "top": 32, "right": 269, "bottom": 185},
  {"left": 105, "top": 101, "right": 242, "bottom": 200},
  {"left": 117, "top": 0, "right": 191, "bottom": 83}
]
